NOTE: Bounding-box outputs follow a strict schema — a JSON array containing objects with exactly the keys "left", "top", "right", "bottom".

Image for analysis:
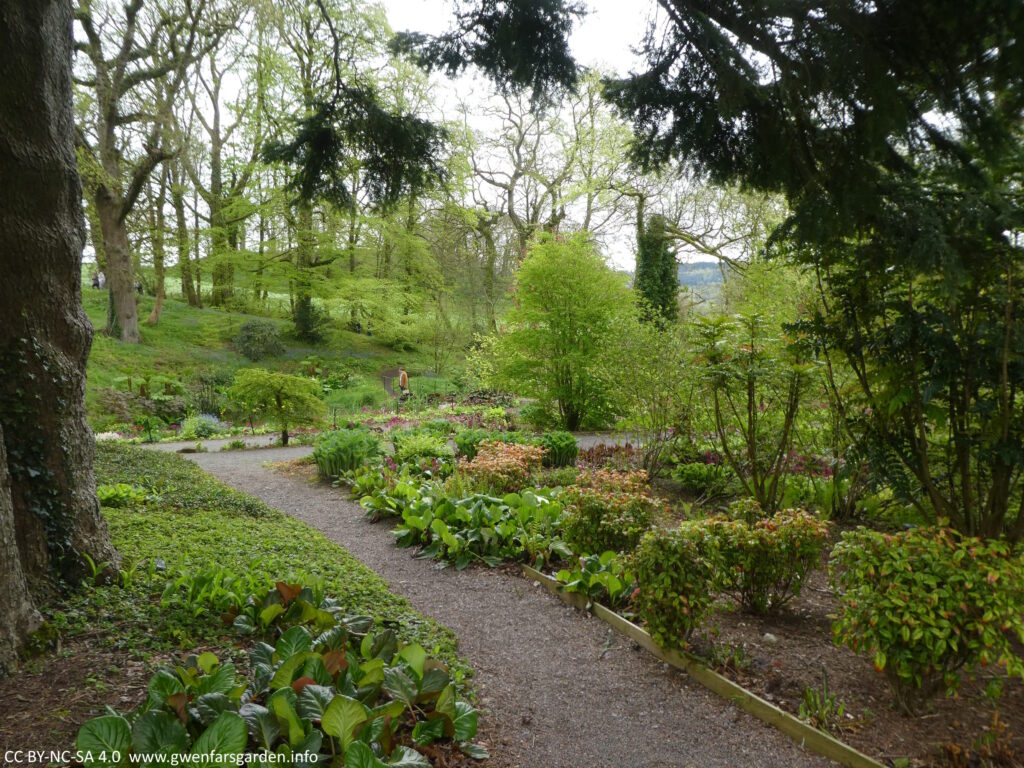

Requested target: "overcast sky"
[{"left": 379, "top": 0, "right": 665, "bottom": 269}]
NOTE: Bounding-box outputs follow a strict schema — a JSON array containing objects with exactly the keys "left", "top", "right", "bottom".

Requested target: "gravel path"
[{"left": 180, "top": 446, "right": 829, "bottom": 768}]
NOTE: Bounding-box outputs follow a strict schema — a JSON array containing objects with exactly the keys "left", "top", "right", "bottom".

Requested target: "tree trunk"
[
  {"left": 147, "top": 169, "right": 168, "bottom": 325},
  {"left": 0, "top": 0, "right": 119, "bottom": 669},
  {"left": 172, "top": 177, "right": 199, "bottom": 306},
  {"left": 97, "top": 190, "right": 141, "bottom": 342}
]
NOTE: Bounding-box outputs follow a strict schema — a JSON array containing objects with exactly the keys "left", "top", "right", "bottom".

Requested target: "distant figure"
[
  {"left": 97, "top": 271, "right": 106, "bottom": 289},
  {"left": 135, "top": 280, "right": 143, "bottom": 295},
  {"left": 397, "top": 365, "right": 410, "bottom": 398},
  {"left": 91, "top": 272, "right": 100, "bottom": 289}
]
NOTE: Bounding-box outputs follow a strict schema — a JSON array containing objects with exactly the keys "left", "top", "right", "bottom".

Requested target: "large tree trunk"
[
  {"left": 171, "top": 165, "right": 199, "bottom": 306},
  {"left": 0, "top": 0, "right": 120, "bottom": 670},
  {"left": 97, "top": 190, "right": 141, "bottom": 342}
]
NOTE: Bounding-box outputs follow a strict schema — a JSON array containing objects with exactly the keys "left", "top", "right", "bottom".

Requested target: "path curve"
[{"left": 181, "top": 446, "right": 829, "bottom": 768}]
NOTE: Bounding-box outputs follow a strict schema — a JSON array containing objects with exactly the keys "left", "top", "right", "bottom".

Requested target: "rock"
[{"left": 762, "top": 632, "right": 778, "bottom": 645}]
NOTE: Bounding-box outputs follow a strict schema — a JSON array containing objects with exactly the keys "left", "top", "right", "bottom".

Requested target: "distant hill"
[{"left": 677, "top": 261, "right": 724, "bottom": 287}]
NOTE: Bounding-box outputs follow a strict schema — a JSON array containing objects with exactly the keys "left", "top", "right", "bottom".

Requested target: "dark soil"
[
  {"left": 0, "top": 638, "right": 153, "bottom": 759},
  {"left": 691, "top": 568, "right": 1024, "bottom": 767}
]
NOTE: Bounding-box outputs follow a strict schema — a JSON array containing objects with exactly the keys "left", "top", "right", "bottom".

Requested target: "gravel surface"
[{"left": 181, "top": 446, "right": 830, "bottom": 768}]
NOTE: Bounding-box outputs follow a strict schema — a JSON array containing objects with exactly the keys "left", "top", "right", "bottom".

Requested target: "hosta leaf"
[
  {"left": 321, "top": 694, "right": 368, "bottom": 750},
  {"left": 77, "top": 715, "right": 131, "bottom": 762},
  {"left": 191, "top": 711, "right": 247, "bottom": 757},
  {"left": 131, "top": 710, "right": 189, "bottom": 762}
]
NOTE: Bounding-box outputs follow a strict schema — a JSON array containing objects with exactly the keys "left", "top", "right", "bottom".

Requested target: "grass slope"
[
  {"left": 82, "top": 288, "right": 459, "bottom": 427},
  {"left": 83, "top": 442, "right": 464, "bottom": 671}
]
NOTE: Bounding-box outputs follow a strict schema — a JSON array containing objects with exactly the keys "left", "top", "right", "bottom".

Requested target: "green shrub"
[
  {"left": 561, "top": 486, "right": 655, "bottom": 555},
  {"left": 634, "top": 524, "right": 722, "bottom": 649},
  {"left": 180, "top": 414, "right": 223, "bottom": 439},
  {"left": 556, "top": 551, "right": 635, "bottom": 607},
  {"left": 96, "top": 483, "right": 147, "bottom": 508},
  {"left": 533, "top": 466, "right": 580, "bottom": 489},
  {"left": 228, "top": 368, "right": 324, "bottom": 446},
  {"left": 454, "top": 428, "right": 489, "bottom": 460},
  {"left": 673, "top": 462, "right": 732, "bottom": 496},
  {"left": 540, "top": 431, "right": 579, "bottom": 468},
  {"left": 234, "top": 319, "right": 284, "bottom": 361},
  {"left": 709, "top": 509, "right": 829, "bottom": 614},
  {"left": 313, "top": 429, "right": 382, "bottom": 479},
  {"left": 391, "top": 430, "right": 454, "bottom": 465},
  {"left": 830, "top": 526, "right": 1024, "bottom": 715}
]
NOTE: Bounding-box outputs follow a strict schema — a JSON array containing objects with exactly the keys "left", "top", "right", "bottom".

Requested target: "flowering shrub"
[
  {"left": 706, "top": 509, "right": 829, "bottom": 614},
  {"left": 560, "top": 484, "right": 656, "bottom": 555},
  {"left": 830, "top": 526, "right": 1024, "bottom": 715},
  {"left": 458, "top": 441, "right": 546, "bottom": 495},
  {"left": 634, "top": 523, "right": 722, "bottom": 649}
]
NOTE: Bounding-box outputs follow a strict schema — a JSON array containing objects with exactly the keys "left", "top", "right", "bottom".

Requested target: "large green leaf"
[
  {"left": 381, "top": 668, "right": 417, "bottom": 709},
  {"left": 239, "top": 703, "right": 279, "bottom": 751},
  {"left": 276, "top": 625, "right": 313, "bottom": 660},
  {"left": 296, "top": 684, "right": 335, "bottom": 721},
  {"left": 268, "top": 688, "right": 307, "bottom": 748},
  {"left": 411, "top": 718, "right": 445, "bottom": 746},
  {"left": 147, "top": 669, "right": 184, "bottom": 708},
  {"left": 191, "top": 711, "right": 247, "bottom": 757},
  {"left": 194, "top": 693, "right": 234, "bottom": 725},
  {"left": 459, "top": 742, "right": 490, "bottom": 760},
  {"left": 453, "top": 702, "right": 478, "bottom": 741},
  {"left": 396, "top": 644, "right": 426, "bottom": 679},
  {"left": 321, "top": 694, "right": 368, "bottom": 750},
  {"left": 344, "top": 741, "right": 388, "bottom": 768},
  {"left": 77, "top": 715, "right": 131, "bottom": 764},
  {"left": 270, "top": 651, "right": 316, "bottom": 690},
  {"left": 131, "top": 711, "right": 189, "bottom": 764},
  {"left": 197, "top": 662, "right": 237, "bottom": 696}
]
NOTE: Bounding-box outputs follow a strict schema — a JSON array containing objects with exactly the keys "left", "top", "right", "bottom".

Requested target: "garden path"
[{"left": 180, "top": 446, "right": 830, "bottom": 768}]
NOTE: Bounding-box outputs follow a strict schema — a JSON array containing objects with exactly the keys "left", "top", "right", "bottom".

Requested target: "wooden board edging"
[{"left": 521, "top": 565, "right": 884, "bottom": 768}]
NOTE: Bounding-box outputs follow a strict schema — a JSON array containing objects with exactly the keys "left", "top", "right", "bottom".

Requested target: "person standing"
[{"left": 397, "top": 365, "right": 410, "bottom": 398}]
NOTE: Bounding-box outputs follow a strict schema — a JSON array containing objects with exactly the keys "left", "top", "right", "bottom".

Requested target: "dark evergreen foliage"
[
  {"left": 390, "top": 0, "right": 584, "bottom": 101},
  {"left": 634, "top": 213, "right": 678, "bottom": 322}
]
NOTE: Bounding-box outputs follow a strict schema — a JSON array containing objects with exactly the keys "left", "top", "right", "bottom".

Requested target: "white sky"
[{"left": 380, "top": 0, "right": 661, "bottom": 269}]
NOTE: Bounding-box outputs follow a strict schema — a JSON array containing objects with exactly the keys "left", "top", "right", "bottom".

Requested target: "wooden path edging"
[{"left": 521, "top": 565, "right": 885, "bottom": 768}]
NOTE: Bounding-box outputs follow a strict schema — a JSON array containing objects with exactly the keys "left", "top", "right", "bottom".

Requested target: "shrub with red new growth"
[
  {"left": 458, "top": 441, "right": 547, "bottom": 495},
  {"left": 575, "top": 467, "right": 649, "bottom": 494},
  {"left": 561, "top": 481, "right": 658, "bottom": 556}
]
